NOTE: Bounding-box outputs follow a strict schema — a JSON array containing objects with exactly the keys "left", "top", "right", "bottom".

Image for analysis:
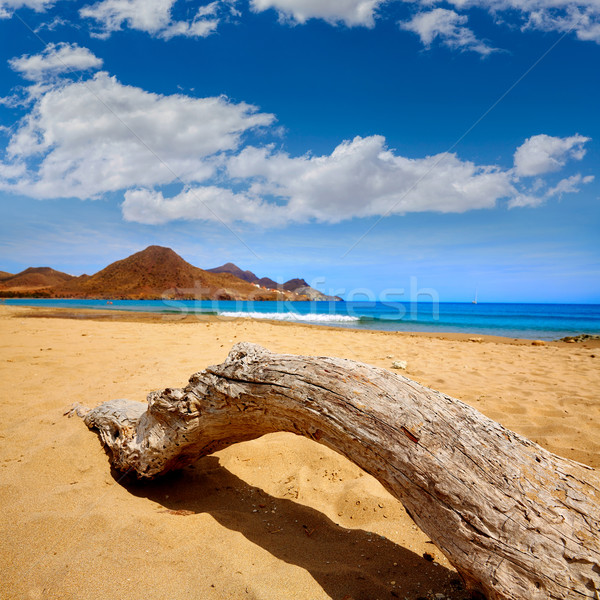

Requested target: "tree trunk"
[{"left": 76, "top": 342, "right": 600, "bottom": 600}]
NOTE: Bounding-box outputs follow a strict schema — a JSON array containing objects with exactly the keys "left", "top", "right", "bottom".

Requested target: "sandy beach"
[{"left": 1, "top": 304, "right": 599, "bottom": 600}]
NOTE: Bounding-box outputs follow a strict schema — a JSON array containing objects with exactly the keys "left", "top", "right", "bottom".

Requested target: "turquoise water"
[{"left": 4, "top": 298, "right": 600, "bottom": 341}]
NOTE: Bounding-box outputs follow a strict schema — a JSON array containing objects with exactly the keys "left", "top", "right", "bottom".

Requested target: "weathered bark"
[{"left": 76, "top": 342, "right": 600, "bottom": 600}]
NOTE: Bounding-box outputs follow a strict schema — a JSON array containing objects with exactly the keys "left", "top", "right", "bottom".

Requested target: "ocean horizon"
[{"left": 4, "top": 298, "right": 600, "bottom": 341}]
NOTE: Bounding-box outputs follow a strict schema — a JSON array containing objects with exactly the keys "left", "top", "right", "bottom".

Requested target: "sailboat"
[{"left": 472, "top": 288, "right": 478, "bottom": 304}]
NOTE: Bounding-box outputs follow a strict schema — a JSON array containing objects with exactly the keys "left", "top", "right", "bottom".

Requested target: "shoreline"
[{"left": 4, "top": 304, "right": 600, "bottom": 348}]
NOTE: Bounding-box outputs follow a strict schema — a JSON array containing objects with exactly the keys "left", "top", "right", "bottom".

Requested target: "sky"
[{"left": 0, "top": 0, "right": 599, "bottom": 303}]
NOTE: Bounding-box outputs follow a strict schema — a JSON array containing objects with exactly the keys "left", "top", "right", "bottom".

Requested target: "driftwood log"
[{"left": 76, "top": 342, "right": 600, "bottom": 600}]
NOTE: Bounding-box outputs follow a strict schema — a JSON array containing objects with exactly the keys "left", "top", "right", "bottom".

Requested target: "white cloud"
[
  {"left": 400, "top": 8, "right": 497, "bottom": 54},
  {"left": 33, "top": 15, "right": 68, "bottom": 32},
  {"left": 513, "top": 133, "right": 590, "bottom": 177},
  {"left": 0, "top": 72, "right": 274, "bottom": 199},
  {"left": 0, "top": 0, "right": 55, "bottom": 18},
  {"left": 159, "top": 19, "right": 218, "bottom": 39},
  {"left": 160, "top": 3, "right": 220, "bottom": 39},
  {"left": 0, "top": 161, "right": 26, "bottom": 180},
  {"left": 508, "top": 171, "right": 593, "bottom": 206},
  {"left": 3, "top": 0, "right": 600, "bottom": 46},
  {"left": 406, "top": 0, "right": 600, "bottom": 44},
  {"left": 8, "top": 43, "right": 103, "bottom": 81},
  {"left": 545, "top": 173, "right": 594, "bottom": 197},
  {"left": 0, "top": 64, "right": 591, "bottom": 224},
  {"left": 245, "top": 0, "right": 600, "bottom": 45},
  {"left": 507, "top": 193, "right": 544, "bottom": 208},
  {"left": 80, "top": 0, "right": 222, "bottom": 39},
  {"left": 250, "top": 0, "right": 385, "bottom": 27},
  {"left": 226, "top": 135, "right": 516, "bottom": 223},
  {"left": 122, "top": 186, "right": 279, "bottom": 225},
  {"left": 126, "top": 131, "right": 593, "bottom": 227},
  {"left": 522, "top": 4, "right": 600, "bottom": 42},
  {"left": 80, "top": 0, "right": 173, "bottom": 34}
]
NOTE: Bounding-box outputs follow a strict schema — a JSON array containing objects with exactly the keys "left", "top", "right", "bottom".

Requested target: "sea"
[{"left": 3, "top": 298, "right": 600, "bottom": 341}]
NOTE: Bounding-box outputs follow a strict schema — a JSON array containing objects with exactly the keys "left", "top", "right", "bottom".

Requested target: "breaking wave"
[{"left": 217, "top": 311, "right": 361, "bottom": 323}]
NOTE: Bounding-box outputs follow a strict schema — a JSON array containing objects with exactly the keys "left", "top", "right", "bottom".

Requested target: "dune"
[{"left": 1, "top": 305, "right": 598, "bottom": 600}]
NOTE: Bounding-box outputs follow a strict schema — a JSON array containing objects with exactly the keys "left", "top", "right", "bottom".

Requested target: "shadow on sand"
[{"left": 118, "top": 456, "right": 468, "bottom": 600}]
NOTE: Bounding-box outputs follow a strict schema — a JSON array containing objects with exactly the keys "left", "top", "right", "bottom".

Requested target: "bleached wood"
[{"left": 76, "top": 342, "right": 600, "bottom": 600}]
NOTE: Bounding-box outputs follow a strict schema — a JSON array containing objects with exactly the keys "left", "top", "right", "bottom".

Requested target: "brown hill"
[
  {"left": 282, "top": 278, "right": 309, "bottom": 292},
  {"left": 0, "top": 271, "right": 13, "bottom": 280},
  {"left": 208, "top": 263, "right": 280, "bottom": 290},
  {"left": 256, "top": 276, "right": 280, "bottom": 289},
  {"left": 0, "top": 267, "right": 74, "bottom": 291},
  {"left": 53, "top": 246, "right": 289, "bottom": 300},
  {"left": 208, "top": 263, "right": 341, "bottom": 300},
  {"left": 206, "top": 262, "right": 259, "bottom": 284},
  {"left": 0, "top": 248, "right": 335, "bottom": 300}
]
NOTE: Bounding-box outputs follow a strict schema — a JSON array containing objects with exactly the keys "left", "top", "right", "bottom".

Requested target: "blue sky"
[{"left": 0, "top": 0, "right": 599, "bottom": 302}]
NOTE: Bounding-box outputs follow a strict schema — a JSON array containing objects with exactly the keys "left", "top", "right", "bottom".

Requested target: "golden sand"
[{"left": 1, "top": 305, "right": 598, "bottom": 599}]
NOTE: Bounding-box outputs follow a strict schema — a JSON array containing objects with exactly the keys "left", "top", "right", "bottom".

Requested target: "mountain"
[
  {"left": 208, "top": 263, "right": 342, "bottom": 301},
  {"left": 206, "top": 262, "right": 259, "bottom": 284},
  {"left": 0, "top": 267, "right": 73, "bottom": 292},
  {"left": 256, "top": 276, "right": 280, "bottom": 290},
  {"left": 207, "top": 263, "right": 279, "bottom": 289},
  {"left": 53, "top": 246, "right": 283, "bottom": 300},
  {"left": 282, "top": 278, "right": 308, "bottom": 291},
  {"left": 0, "top": 271, "right": 13, "bottom": 280},
  {"left": 0, "top": 248, "right": 342, "bottom": 300}
]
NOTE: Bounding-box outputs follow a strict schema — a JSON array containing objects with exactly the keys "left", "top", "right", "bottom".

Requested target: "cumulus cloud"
[
  {"left": 0, "top": 72, "right": 274, "bottom": 199},
  {"left": 8, "top": 43, "right": 103, "bottom": 81},
  {"left": 0, "top": 0, "right": 56, "bottom": 18},
  {"left": 122, "top": 136, "right": 564, "bottom": 227},
  {"left": 513, "top": 133, "right": 590, "bottom": 177},
  {"left": 129, "top": 133, "right": 591, "bottom": 227},
  {"left": 245, "top": 0, "right": 600, "bottom": 46},
  {"left": 545, "top": 173, "right": 594, "bottom": 197},
  {"left": 122, "top": 186, "right": 280, "bottom": 225},
  {"left": 508, "top": 172, "right": 593, "bottom": 207},
  {"left": 250, "top": 0, "right": 385, "bottom": 27},
  {"left": 0, "top": 63, "right": 591, "bottom": 225},
  {"left": 506, "top": 194, "right": 541, "bottom": 208},
  {"left": 519, "top": 4, "right": 600, "bottom": 42},
  {"left": 124, "top": 132, "right": 592, "bottom": 227},
  {"left": 80, "top": 0, "right": 173, "bottom": 35},
  {"left": 80, "top": 0, "right": 222, "bottom": 39},
  {"left": 400, "top": 8, "right": 497, "bottom": 55},
  {"left": 405, "top": 0, "right": 600, "bottom": 44},
  {"left": 226, "top": 135, "right": 516, "bottom": 223},
  {"left": 494, "top": 0, "right": 600, "bottom": 42},
  {"left": 3, "top": 0, "right": 600, "bottom": 46},
  {"left": 160, "top": 4, "right": 220, "bottom": 39}
]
